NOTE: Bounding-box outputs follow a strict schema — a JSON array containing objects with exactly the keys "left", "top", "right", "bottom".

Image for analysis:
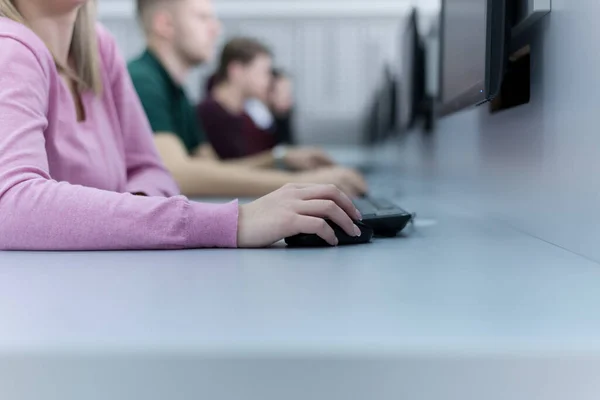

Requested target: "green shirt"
[{"left": 128, "top": 50, "right": 205, "bottom": 154}]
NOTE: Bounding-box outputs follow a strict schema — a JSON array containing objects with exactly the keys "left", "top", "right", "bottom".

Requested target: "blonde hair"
[{"left": 0, "top": 0, "right": 102, "bottom": 94}]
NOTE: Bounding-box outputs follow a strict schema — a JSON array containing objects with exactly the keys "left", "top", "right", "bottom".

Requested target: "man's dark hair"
[
  {"left": 216, "top": 37, "right": 272, "bottom": 82},
  {"left": 136, "top": 0, "right": 154, "bottom": 16}
]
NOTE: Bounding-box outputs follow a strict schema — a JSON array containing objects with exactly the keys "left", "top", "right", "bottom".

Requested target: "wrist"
[{"left": 272, "top": 145, "right": 289, "bottom": 167}]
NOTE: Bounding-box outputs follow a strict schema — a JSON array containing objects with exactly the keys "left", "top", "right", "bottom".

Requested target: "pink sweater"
[{"left": 0, "top": 19, "right": 238, "bottom": 250}]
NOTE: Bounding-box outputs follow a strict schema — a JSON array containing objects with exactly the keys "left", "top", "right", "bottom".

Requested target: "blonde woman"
[{"left": 0, "top": 0, "right": 362, "bottom": 250}]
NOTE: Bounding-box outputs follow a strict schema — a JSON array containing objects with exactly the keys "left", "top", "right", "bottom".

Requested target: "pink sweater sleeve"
[
  {"left": 97, "top": 26, "right": 178, "bottom": 197},
  {"left": 0, "top": 33, "right": 239, "bottom": 251}
]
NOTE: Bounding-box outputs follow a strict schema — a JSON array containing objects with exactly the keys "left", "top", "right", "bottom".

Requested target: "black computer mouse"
[{"left": 285, "top": 220, "right": 374, "bottom": 248}]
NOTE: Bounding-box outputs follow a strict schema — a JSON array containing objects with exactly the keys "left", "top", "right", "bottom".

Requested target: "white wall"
[{"left": 99, "top": 0, "right": 439, "bottom": 144}]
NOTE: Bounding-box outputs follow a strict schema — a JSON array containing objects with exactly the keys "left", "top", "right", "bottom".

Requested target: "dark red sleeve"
[
  {"left": 197, "top": 98, "right": 247, "bottom": 160},
  {"left": 242, "top": 115, "right": 277, "bottom": 156}
]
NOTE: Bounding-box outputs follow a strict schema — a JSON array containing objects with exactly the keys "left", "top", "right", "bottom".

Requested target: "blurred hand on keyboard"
[
  {"left": 284, "top": 147, "right": 335, "bottom": 171},
  {"left": 296, "top": 166, "right": 368, "bottom": 197}
]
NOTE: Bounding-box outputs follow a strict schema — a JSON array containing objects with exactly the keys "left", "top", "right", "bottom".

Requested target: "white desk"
[{"left": 1, "top": 148, "right": 599, "bottom": 400}]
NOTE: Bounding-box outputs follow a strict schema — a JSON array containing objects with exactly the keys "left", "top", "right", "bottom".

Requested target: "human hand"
[
  {"left": 296, "top": 166, "right": 368, "bottom": 197},
  {"left": 237, "top": 183, "right": 363, "bottom": 248},
  {"left": 284, "top": 147, "right": 335, "bottom": 171}
]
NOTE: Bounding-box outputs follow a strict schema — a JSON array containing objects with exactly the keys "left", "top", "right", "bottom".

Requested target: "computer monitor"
[
  {"left": 362, "top": 91, "right": 381, "bottom": 146},
  {"left": 363, "top": 65, "right": 398, "bottom": 145},
  {"left": 398, "top": 8, "right": 426, "bottom": 133},
  {"left": 439, "top": 0, "right": 510, "bottom": 116},
  {"left": 380, "top": 65, "right": 397, "bottom": 138}
]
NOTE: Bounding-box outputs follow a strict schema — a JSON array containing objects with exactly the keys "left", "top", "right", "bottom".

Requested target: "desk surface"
[
  {"left": 3, "top": 147, "right": 600, "bottom": 399},
  {"left": 2, "top": 189, "right": 600, "bottom": 355}
]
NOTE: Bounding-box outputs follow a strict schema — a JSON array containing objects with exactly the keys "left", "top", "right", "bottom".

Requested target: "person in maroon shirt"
[
  {"left": 198, "top": 37, "right": 341, "bottom": 171},
  {"left": 204, "top": 70, "right": 282, "bottom": 154},
  {"left": 269, "top": 68, "right": 296, "bottom": 145}
]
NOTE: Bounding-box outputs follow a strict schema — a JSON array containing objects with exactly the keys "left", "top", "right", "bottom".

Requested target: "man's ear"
[
  {"left": 227, "top": 62, "right": 244, "bottom": 82},
  {"left": 153, "top": 9, "right": 175, "bottom": 40}
]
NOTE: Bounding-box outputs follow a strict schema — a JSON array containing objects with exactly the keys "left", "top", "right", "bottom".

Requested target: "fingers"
[
  {"left": 282, "top": 182, "right": 310, "bottom": 189},
  {"left": 342, "top": 170, "right": 368, "bottom": 196},
  {"left": 297, "top": 184, "right": 361, "bottom": 220},
  {"left": 295, "top": 200, "right": 360, "bottom": 238},
  {"left": 314, "top": 153, "right": 335, "bottom": 167},
  {"left": 295, "top": 216, "right": 338, "bottom": 246},
  {"left": 284, "top": 182, "right": 356, "bottom": 198},
  {"left": 338, "top": 183, "right": 361, "bottom": 198},
  {"left": 305, "top": 159, "right": 322, "bottom": 171}
]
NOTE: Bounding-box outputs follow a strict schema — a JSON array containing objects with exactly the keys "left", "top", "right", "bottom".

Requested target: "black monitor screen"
[
  {"left": 398, "top": 9, "right": 426, "bottom": 132},
  {"left": 399, "top": 14, "right": 415, "bottom": 130},
  {"left": 441, "top": 0, "right": 489, "bottom": 114}
]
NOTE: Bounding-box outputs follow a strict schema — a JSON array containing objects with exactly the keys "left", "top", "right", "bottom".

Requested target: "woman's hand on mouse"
[{"left": 237, "top": 183, "right": 363, "bottom": 248}]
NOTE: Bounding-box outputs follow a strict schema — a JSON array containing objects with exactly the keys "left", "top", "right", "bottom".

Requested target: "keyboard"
[{"left": 352, "top": 196, "right": 413, "bottom": 237}]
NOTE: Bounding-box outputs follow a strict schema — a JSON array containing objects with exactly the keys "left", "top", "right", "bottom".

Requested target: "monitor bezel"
[
  {"left": 398, "top": 8, "right": 426, "bottom": 133},
  {"left": 438, "top": 0, "right": 508, "bottom": 117}
]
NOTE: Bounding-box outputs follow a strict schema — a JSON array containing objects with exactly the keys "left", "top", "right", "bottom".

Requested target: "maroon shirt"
[{"left": 198, "top": 96, "right": 276, "bottom": 160}]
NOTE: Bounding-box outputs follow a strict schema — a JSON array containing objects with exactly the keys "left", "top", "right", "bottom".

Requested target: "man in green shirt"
[
  {"left": 129, "top": 49, "right": 206, "bottom": 155},
  {"left": 128, "top": 0, "right": 367, "bottom": 197}
]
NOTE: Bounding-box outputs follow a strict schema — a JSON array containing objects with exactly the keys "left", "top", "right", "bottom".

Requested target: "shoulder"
[
  {"left": 95, "top": 22, "right": 128, "bottom": 82},
  {"left": 0, "top": 17, "right": 55, "bottom": 76},
  {"left": 199, "top": 97, "right": 241, "bottom": 132},
  {"left": 128, "top": 64, "right": 170, "bottom": 106},
  {"left": 95, "top": 23, "right": 119, "bottom": 64},
  {"left": 199, "top": 96, "right": 226, "bottom": 116},
  {"left": 128, "top": 56, "right": 162, "bottom": 85},
  {"left": 127, "top": 57, "right": 170, "bottom": 100}
]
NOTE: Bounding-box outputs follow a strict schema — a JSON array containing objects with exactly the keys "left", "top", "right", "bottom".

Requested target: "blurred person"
[
  {"left": 215, "top": 71, "right": 286, "bottom": 163},
  {"left": 269, "top": 68, "right": 296, "bottom": 145},
  {"left": 0, "top": 0, "right": 364, "bottom": 250},
  {"left": 207, "top": 67, "right": 294, "bottom": 149},
  {"left": 199, "top": 37, "right": 341, "bottom": 170},
  {"left": 130, "top": 0, "right": 367, "bottom": 197},
  {"left": 244, "top": 96, "right": 274, "bottom": 131}
]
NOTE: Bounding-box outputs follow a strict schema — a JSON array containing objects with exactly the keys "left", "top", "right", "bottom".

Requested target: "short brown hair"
[
  {"left": 136, "top": 0, "right": 179, "bottom": 32},
  {"left": 136, "top": 0, "right": 161, "bottom": 19},
  {"left": 216, "top": 37, "right": 272, "bottom": 82}
]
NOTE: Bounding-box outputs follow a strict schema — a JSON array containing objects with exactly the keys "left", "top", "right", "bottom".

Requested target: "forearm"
[
  {"left": 0, "top": 177, "right": 238, "bottom": 251},
  {"left": 170, "top": 159, "right": 292, "bottom": 197},
  {"left": 127, "top": 164, "right": 180, "bottom": 197}
]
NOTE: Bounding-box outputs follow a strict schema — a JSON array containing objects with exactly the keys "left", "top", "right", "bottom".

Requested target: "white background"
[{"left": 99, "top": 0, "right": 440, "bottom": 144}]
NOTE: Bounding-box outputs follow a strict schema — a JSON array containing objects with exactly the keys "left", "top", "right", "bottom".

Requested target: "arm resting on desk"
[
  {"left": 0, "top": 37, "right": 238, "bottom": 251},
  {"left": 154, "top": 134, "right": 293, "bottom": 197}
]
